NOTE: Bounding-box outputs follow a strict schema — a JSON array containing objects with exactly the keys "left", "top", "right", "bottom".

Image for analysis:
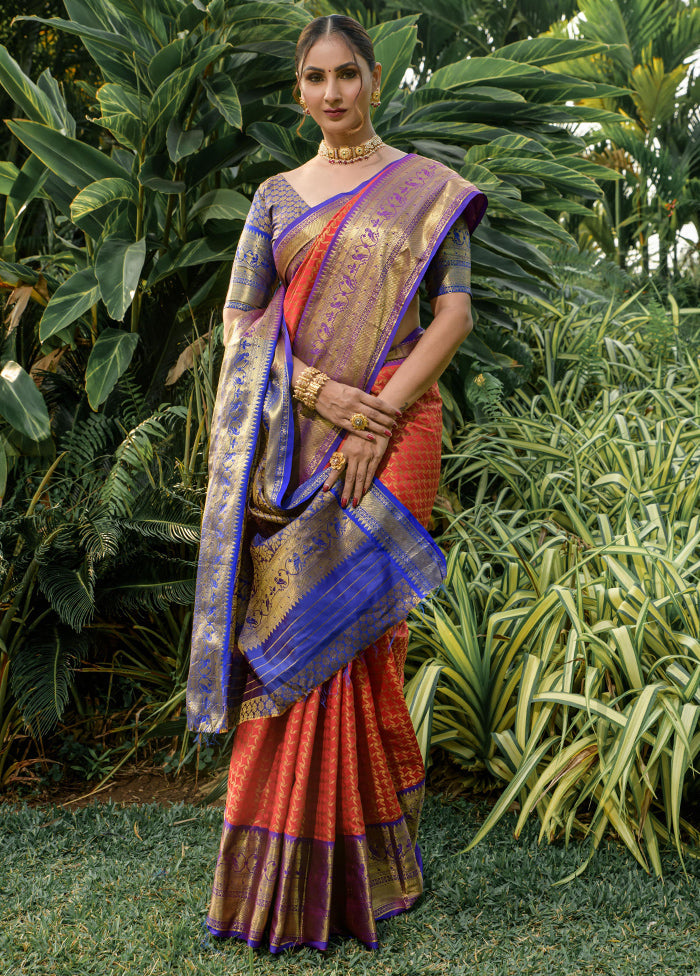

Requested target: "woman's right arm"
[
  {"left": 223, "top": 184, "right": 278, "bottom": 344},
  {"left": 291, "top": 354, "right": 401, "bottom": 441}
]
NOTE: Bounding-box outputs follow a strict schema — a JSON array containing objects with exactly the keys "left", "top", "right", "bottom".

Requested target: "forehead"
[{"left": 302, "top": 34, "right": 364, "bottom": 70}]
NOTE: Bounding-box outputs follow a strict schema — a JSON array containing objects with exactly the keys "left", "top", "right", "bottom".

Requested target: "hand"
[
  {"left": 323, "top": 431, "right": 390, "bottom": 507},
  {"left": 315, "top": 379, "right": 401, "bottom": 441}
]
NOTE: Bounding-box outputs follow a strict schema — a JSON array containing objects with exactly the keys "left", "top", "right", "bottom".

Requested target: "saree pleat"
[{"left": 206, "top": 367, "right": 442, "bottom": 951}]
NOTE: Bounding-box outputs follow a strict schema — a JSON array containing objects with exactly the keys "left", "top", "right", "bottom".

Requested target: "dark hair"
[{"left": 295, "top": 15, "right": 376, "bottom": 79}]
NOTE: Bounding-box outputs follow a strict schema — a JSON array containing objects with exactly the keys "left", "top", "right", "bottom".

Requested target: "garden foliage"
[
  {"left": 0, "top": 0, "right": 616, "bottom": 784},
  {"left": 408, "top": 275, "right": 700, "bottom": 875}
]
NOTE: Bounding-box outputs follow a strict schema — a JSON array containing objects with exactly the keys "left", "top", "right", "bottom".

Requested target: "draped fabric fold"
[{"left": 186, "top": 153, "right": 486, "bottom": 951}]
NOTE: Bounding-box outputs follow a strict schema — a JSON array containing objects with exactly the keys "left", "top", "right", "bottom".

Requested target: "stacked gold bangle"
[{"left": 292, "top": 365, "right": 330, "bottom": 410}]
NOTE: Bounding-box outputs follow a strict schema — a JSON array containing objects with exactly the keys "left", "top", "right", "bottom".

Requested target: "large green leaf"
[
  {"left": 0, "top": 360, "right": 51, "bottom": 442},
  {"left": 70, "top": 178, "right": 139, "bottom": 227},
  {"left": 145, "top": 42, "right": 230, "bottom": 147},
  {"left": 369, "top": 22, "right": 419, "bottom": 125},
  {"left": 494, "top": 38, "right": 613, "bottom": 67},
  {"left": 147, "top": 234, "right": 236, "bottom": 286},
  {"left": 95, "top": 238, "right": 147, "bottom": 321},
  {"left": 149, "top": 37, "right": 189, "bottom": 88},
  {"left": 95, "top": 83, "right": 146, "bottom": 151},
  {"left": 166, "top": 118, "right": 204, "bottom": 163},
  {"left": 203, "top": 73, "right": 242, "bottom": 128},
  {"left": 0, "top": 45, "right": 66, "bottom": 128},
  {"left": 247, "top": 121, "right": 314, "bottom": 168},
  {"left": 39, "top": 268, "right": 100, "bottom": 342},
  {"left": 188, "top": 189, "right": 251, "bottom": 225},
  {"left": 15, "top": 15, "right": 139, "bottom": 56},
  {"left": 85, "top": 328, "right": 139, "bottom": 410},
  {"left": 428, "top": 57, "right": 545, "bottom": 92},
  {"left": 138, "top": 154, "right": 186, "bottom": 193},
  {"left": 0, "top": 162, "right": 20, "bottom": 198},
  {"left": 5, "top": 120, "right": 129, "bottom": 189}
]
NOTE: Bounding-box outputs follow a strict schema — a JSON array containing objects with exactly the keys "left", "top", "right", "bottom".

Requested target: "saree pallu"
[{"left": 187, "top": 154, "right": 486, "bottom": 951}]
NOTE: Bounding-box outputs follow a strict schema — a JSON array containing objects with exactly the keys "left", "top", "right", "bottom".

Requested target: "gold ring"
[
  {"left": 329, "top": 451, "right": 346, "bottom": 471},
  {"left": 350, "top": 412, "right": 369, "bottom": 431}
]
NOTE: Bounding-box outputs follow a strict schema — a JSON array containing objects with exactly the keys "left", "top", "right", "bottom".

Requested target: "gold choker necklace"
[{"left": 318, "top": 135, "right": 384, "bottom": 165}]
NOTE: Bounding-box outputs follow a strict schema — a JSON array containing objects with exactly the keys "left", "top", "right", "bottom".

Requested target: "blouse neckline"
[{"left": 275, "top": 156, "right": 412, "bottom": 213}]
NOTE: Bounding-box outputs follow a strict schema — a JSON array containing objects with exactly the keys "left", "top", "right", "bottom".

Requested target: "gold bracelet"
[{"left": 293, "top": 366, "right": 330, "bottom": 410}]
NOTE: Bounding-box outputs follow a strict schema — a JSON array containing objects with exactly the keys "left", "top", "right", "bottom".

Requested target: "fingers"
[
  {"left": 342, "top": 457, "right": 369, "bottom": 509},
  {"left": 360, "top": 392, "right": 402, "bottom": 423},
  {"left": 322, "top": 468, "right": 341, "bottom": 492},
  {"left": 362, "top": 458, "right": 379, "bottom": 497}
]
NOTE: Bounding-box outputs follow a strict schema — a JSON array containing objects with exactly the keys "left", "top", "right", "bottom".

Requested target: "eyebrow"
[{"left": 303, "top": 62, "right": 358, "bottom": 72}]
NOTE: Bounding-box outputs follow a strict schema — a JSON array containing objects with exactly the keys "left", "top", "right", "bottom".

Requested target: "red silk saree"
[{"left": 186, "top": 154, "right": 486, "bottom": 951}]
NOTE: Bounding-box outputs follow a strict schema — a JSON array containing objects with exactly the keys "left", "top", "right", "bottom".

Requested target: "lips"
[{"left": 324, "top": 109, "right": 346, "bottom": 118}]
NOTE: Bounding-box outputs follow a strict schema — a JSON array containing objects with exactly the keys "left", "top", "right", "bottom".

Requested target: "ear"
[{"left": 372, "top": 61, "right": 382, "bottom": 90}]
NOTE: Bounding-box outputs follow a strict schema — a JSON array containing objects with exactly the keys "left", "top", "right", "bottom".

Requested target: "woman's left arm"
[{"left": 378, "top": 292, "right": 473, "bottom": 412}]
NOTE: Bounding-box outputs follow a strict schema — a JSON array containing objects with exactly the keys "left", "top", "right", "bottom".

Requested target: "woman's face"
[{"left": 298, "top": 34, "right": 381, "bottom": 140}]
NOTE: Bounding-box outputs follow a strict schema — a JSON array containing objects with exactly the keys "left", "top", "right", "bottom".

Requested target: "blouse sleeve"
[
  {"left": 423, "top": 216, "right": 472, "bottom": 300},
  {"left": 224, "top": 183, "right": 278, "bottom": 312}
]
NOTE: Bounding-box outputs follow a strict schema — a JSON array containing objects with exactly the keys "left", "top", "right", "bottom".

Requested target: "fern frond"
[
  {"left": 78, "top": 516, "right": 123, "bottom": 561},
  {"left": 98, "top": 409, "right": 182, "bottom": 517},
  {"left": 37, "top": 564, "right": 95, "bottom": 632},
  {"left": 126, "top": 486, "right": 202, "bottom": 545},
  {"left": 10, "top": 624, "right": 87, "bottom": 735},
  {"left": 99, "top": 577, "right": 196, "bottom": 613}
]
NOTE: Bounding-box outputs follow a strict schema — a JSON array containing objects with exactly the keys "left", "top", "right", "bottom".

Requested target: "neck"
[{"left": 320, "top": 127, "right": 377, "bottom": 149}]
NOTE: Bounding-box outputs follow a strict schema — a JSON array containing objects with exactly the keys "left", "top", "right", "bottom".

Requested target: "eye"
[
  {"left": 340, "top": 69, "right": 359, "bottom": 79},
  {"left": 305, "top": 72, "right": 323, "bottom": 83}
]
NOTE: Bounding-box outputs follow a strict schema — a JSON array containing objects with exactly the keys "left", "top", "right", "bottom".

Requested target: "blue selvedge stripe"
[
  {"left": 343, "top": 479, "right": 447, "bottom": 585},
  {"left": 203, "top": 304, "right": 284, "bottom": 722},
  {"left": 245, "top": 540, "right": 399, "bottom": 691}
]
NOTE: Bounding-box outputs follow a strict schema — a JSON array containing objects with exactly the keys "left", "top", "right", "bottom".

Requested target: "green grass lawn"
[{"left": 2, "top": 796, "right": 699, "bottom": 976}]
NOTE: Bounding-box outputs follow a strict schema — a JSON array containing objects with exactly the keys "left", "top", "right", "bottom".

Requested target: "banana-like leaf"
[
  {"left": 369, "top": 22, "right": 418, "bottom": 126},
  {"left": 166, "top": 118, "right": 204, "bottom": 163},
  {"left": 0, "top": 361, "right": 51, "bottom": 442},
  {"left": 203, "top": 73, "right": 242, "bottom": 129},
  {"left": 188, "top": 189, "right": 251, "bottom": 225},
  {"left": 6, "top": 119, "right": 129, "bottom": 189},
  {"left": 0, "top": 44, "right": 66, "bottom": 129},
  {"left": 428, "top": 57, "right": 544, "bottom": 92},
  {"left": 145, "top": 43, "right": 229, "bottom": 147},
  {"left": 39, "top": 268, "right": 100, "bottom": 342},
  {"left": 70, "top": 178, "right": 138, "bottom": 226},
  {"left": 85, "top": 328, "right": 139, "bottom": 410},
  {"left": 248, "top": 121, "right": 314, "bottom": 168},
  {"left": 95, "top": 237, "right": 147, "bottom": 321}
]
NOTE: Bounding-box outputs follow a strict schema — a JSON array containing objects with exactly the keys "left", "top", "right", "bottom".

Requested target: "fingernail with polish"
[
  {"left": 368, "top": 434, "right": 375, "bottom": 442},
  {"left": 384, "top": 429, "right": 392, "bottom": 437},
  {"left": 353, "top": 497, "right": 358, "bottom": 508},
  {"left": 323, "top": 485, "right": 329, "bottom": 492},
  {"left": 341, "top": 498, "right": 347, "bottom": 508}
]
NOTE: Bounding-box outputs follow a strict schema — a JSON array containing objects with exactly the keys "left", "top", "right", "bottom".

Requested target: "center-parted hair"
[{"left": 295, "top": 15, "right": 376, "bottom": 77}]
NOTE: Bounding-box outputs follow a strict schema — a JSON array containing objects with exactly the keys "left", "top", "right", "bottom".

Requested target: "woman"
[{"left": 186, "top": 14, "right": 486, "bottom": 953}]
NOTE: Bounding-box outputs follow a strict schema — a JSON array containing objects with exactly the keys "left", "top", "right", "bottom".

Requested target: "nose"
[{"left": 324, "top": 74, "right": 341, "bottom": 104}]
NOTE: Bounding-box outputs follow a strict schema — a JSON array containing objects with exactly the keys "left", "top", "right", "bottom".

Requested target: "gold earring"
[
  {"left": 299, "top": 95, "right": 310, "bottom": 115},
  {"left": 371, "top": 89, "right": 381, "bottom": 108}
]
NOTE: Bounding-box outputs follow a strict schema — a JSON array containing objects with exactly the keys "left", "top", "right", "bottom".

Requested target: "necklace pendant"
[{"left": 318, "top": 134, "right": 384, "bottom": 165}]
